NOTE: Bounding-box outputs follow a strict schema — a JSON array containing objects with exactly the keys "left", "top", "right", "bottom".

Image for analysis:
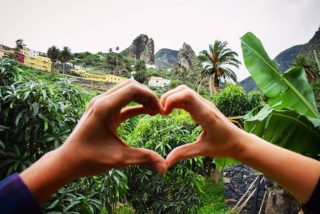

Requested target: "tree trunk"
[
  {"left": 208, "top": 75, "right": 218, "bottom": 96},
  {"left": 197, "top": 78, "right": 204, "bottom": 93},
  {"left": 265, "top": 180, "right": 300, "bottom": 214}
]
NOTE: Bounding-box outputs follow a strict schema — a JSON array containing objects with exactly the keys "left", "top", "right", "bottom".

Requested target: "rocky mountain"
[
  {"left": 274, "top": 45, "right": 304, "bottom": 72},
  {"left": 300, "top": 27, "right": 320, "bottom": 57},
  {"left": 172, "top": 43, "right": 197, "bottom": 74},
  {"left": 154, "top": 48, "right": 179, "bottom": 69},
  {"left": 122, "top": 34, "right": 155, "bottom": 64},
  {"left": 240, "top": 26, "right": 320, "bottom": 92}
]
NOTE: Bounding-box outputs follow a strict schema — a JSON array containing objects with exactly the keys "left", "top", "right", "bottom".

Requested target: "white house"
[
  {"left": 146, "top": 64, "right": 156, "bottom": 69},
  {"left": 148, "top": 76, "right": 170, "bottom": 88}
]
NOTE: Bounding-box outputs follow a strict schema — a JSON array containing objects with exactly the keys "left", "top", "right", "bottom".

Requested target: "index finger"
[{"left": 105, "top": 81, "right": 162, "bottom": 115}]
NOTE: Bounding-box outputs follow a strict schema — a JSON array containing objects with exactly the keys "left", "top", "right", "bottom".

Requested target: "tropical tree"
[
  {"left": 47, "top": 46, "right": 60, "bottom": 64},
  {"left": 59, "top": 46, "right": 73, "bottom": 73},
  {"left": 15, "top": 39, "right": 25, "bottom": 51},
  {"left": 197, "top": 41, "right": 241, "bottom": 95},
  {"left": 109, "top": 48, "right": 113, "bottom": 53},
  {"left": 115, "top": 46, "right": 120, "bottom": 52},
  {"left": 292, "top": 54, "right": 320, "bottom": 82}
]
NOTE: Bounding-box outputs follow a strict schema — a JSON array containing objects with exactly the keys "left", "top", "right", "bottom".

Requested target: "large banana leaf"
[
  {"left": 241, "top": 32, "right": 320, "bottom": 119},
  {"left": 269, "top": 66, "right": 318, "bottom": 115},
  {"left": 244, "top": 105, "right": 320, "bottom": 156}
]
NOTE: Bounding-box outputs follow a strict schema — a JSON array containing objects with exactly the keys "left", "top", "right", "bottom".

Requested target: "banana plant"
[{"left": 241, "top": 32, "right": 320, "bottom": 157}]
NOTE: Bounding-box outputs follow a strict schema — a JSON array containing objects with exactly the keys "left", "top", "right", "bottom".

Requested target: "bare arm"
[
  {"left": 20, "top": 80, "right": 166, "bottom": 205},
  {"left": 162, "top": 85, "right": 320, "bottom": 203}
]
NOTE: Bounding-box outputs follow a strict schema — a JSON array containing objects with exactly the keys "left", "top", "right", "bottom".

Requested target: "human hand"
[
  {"left": 58, "top": 80, "right": 167, "bottom": 176},
  {"left": 160, "top": 85, "right": 246, "bottom": 168}
]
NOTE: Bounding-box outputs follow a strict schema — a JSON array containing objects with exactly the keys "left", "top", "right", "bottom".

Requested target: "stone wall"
[{"left": 223, "top": 164, "right": 270, "bottom": 214}]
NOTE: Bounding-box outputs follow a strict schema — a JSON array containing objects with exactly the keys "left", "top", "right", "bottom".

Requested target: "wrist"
[
  {"left": 227, "top": 129, "right": 253, "bottom": 160},
  {"left": 20, "top": 148, "right": 77, "bottom": 204}
]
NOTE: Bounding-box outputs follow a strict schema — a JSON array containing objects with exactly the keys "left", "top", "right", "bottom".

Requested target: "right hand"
[{"left": 160, "top": 85, "right": 246, "bottom": 168}]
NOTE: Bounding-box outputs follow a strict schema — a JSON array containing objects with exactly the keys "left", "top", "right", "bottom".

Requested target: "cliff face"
[
  {"left": 300, "top": 27, "right": 320, "bottom": 57},
  {"left": 124, "top": 34, "right": 155, "bottom": 64},
  {"left": 173, "top": 43, "right": 196, "bottom": 74},
  {"left": 274, "top": 26, "right": 320, "bottom": 72}
]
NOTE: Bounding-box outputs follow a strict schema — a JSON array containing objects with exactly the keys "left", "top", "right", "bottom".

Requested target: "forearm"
[
  {"left": 233, "top": 130, "right": 320, "bottom": 203},
  {"left": 20, "top": 148, "right": 76, "bottom": 205}
]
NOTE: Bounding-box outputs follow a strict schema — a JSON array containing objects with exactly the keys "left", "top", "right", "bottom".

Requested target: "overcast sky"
[{"left": 0, "top": 0, "right": 319, "bottom": 80}]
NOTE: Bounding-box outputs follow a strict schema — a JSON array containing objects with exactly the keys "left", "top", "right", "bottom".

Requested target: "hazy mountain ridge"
[{"left": 154, "top": 48, "right": 178, "bottom": 68}]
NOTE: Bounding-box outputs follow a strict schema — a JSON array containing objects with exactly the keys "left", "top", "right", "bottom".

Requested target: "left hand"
[
  {"left": 59, "top": 79, "right": 167, "bottom": 176},
  {"left": 21, "top": 80, "right": 167, "bottom": 204}
]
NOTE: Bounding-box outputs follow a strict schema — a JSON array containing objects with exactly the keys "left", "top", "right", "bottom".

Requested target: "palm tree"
[
  {"left": 47, "top": 46, "right": 60, "bottom": 63},
  {"left": 115, "top": 46, "right": 120, "bottom": 52},
  {"left": 197, "top": 41, "right": 240, "bottom": 95},
  {"left": 292, "top": 54, "right": 320, "bottom": 82},
  {"left": 15, "top": 39, "right": 25, "bottom": 51},
  {"left": 59, "top": 46, "right": 73, "bottom": 73}
]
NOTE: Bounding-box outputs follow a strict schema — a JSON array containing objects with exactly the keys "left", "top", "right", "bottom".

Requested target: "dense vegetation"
[
  {"left": 0, "top": 57, "right": 231, "bottom": 213},
  {"left": 2, "top": 31, "right": 320, "bottom": 213}
]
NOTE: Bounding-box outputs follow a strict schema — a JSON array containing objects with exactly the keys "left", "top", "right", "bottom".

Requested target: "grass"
[{"left": 198, "top": 180, "right": 228, "bottom": 214}]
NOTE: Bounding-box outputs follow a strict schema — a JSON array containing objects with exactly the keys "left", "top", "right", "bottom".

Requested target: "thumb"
[
  {"left": 166, "top": 141, "right": 205, "bottom": 169},
  {"left": 166, "top": 131, "right": 207, "bottom": 169},
  {"left": 123, "top": 147, "right": 167, "bottom": 174}
]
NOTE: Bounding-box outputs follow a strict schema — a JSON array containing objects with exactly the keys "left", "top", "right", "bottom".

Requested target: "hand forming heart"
[{"left": 57, "top": 80, "right": 244, "bottom": 177}]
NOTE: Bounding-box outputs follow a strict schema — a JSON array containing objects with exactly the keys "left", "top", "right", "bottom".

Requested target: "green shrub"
[
  {"left": 0, "top": 58, "right": 128, "bottom": 213},
  {"left": 120, "top": 111, "right": 205, "bottom": 213},
  {"left": 213, "top": 84, "right": 263, "bottom": 117}
]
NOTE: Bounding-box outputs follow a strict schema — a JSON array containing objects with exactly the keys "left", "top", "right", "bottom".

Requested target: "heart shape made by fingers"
[
  {"left": 116, "top": 84, "right": 241, "bottom": 173},
  {"left": 63, "top": 80, "right": 241, "bottom": 177}
]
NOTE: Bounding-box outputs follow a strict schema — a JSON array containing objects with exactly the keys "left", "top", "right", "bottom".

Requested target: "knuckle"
[
  {"left": 184, "top": 90, "right": 194, "bottom": 100},
  {"left": 128, "top": 82, "right": 141, "bottom": 92},
  {"left": 126, "top": 79, "right": 136, "bottom": 84},
  {"left": 91, "top": 100, "right": 107, "bottom": 116},
  {"left": 178, "top": 85, "right": 189, "bottom": 90}
]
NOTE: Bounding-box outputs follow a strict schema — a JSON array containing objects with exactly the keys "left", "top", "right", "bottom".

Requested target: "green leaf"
[
  {"left": 269, "top": 66, "right": 318, "bottom": 117},
  {"left": 15, "top": 112, "right": 23, "bottom": 126},
  {"left": 47, "top": 199, "right": 60, "bottom": 209},
  {"left": 244, "top": 106, "right": 320, "bottom": 156},
  {"left": 0, "top": 140, "right": 5, "bottom": 150},
  {"left": 32, "top": 103, "right": 39, "bottom": 116},
  {"left": 241, "top": 32, "right": 319, "bottom": 118},
  {"left": 44, "top": 119, "right": 49, "bottom": 131},
  {"left": 214, "top": 158, "right": 238, "bottom": 169},
  {"left": 23, "top": 91, "right": 30, "bottom": 101},
  {"left": 0, "top": 125, "right": 9, "bottom": 132},
  {"left": 241, "top": 32, "right": 284, "bottom": 97}
]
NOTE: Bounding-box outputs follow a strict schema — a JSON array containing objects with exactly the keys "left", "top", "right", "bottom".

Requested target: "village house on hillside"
[{"left": 148, "top": 76, "right": 170, "bottom": 88}]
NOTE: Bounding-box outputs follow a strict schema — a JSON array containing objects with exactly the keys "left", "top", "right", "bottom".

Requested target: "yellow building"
[
  {"left": 24, "top": 55, "right": 52, "bottom": 72},
  {"left": 74, "top": 69, "right": 127, "bottom": 84},
  {"left": 21, "top": 47, "right": 52, "bottom": 72}
]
